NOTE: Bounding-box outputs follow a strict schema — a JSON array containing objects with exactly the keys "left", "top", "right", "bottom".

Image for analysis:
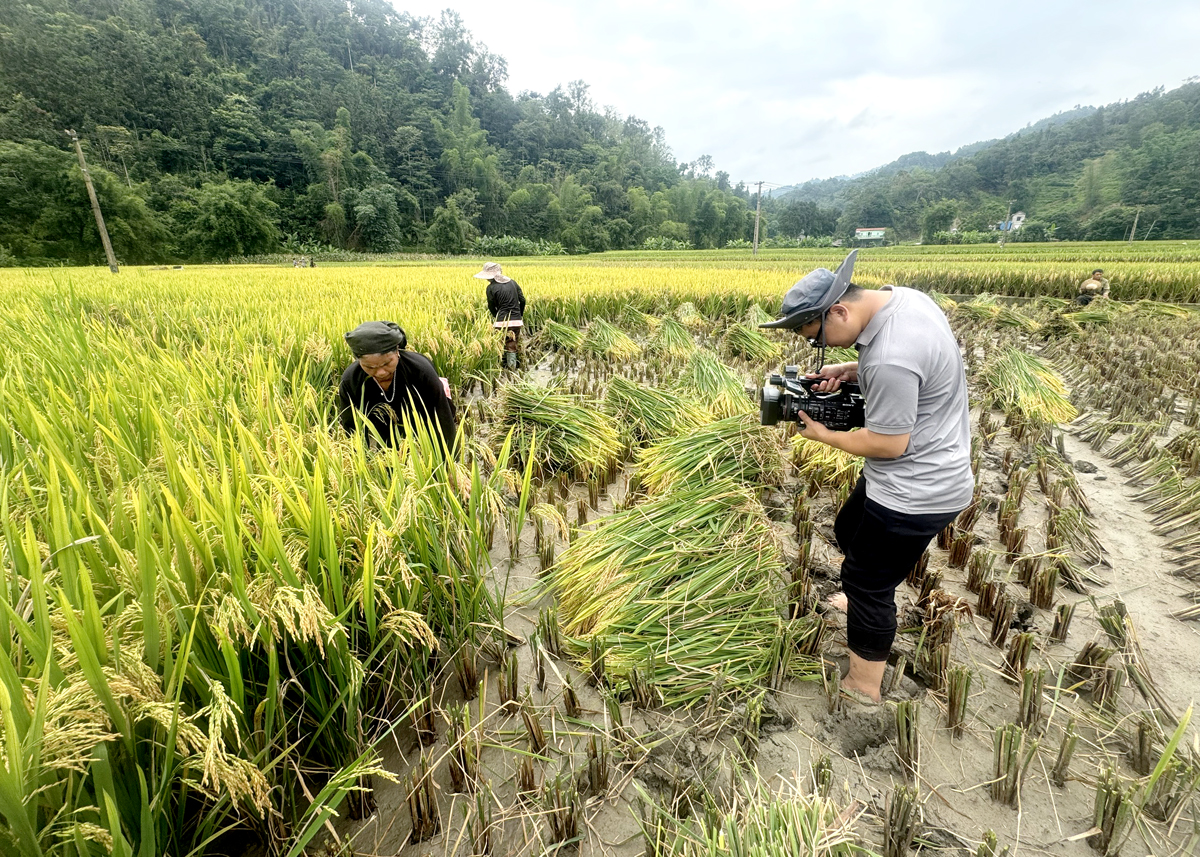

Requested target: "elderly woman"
[{"left": 337, "top": 321, "right": 456, "bottom": 446}]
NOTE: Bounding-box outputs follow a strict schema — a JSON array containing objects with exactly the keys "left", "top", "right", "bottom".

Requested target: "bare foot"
[{"left": 826, "top": 592, "right": 848, "bottom": 613}]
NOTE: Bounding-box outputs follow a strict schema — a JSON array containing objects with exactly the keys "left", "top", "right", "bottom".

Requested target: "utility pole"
[
  {"left": 752, "top": 181, "right": 764, "bottom": 257},
  {"left": 66, "top": 130, "right": 119, "bottom": 273},
  {"left": 998, "top": 199, "right": 1013, "bottom": 249},
  {"left": 1128, "top": 207, "right": 1141, "bottom": 243}
]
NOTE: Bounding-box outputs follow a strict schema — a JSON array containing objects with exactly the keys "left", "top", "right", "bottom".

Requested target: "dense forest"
[{"left": 0, "top": 0, "right": 1198, "bottom": 264}]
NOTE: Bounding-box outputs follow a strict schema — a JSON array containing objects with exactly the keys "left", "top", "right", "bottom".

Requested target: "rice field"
[{"left": 2, "top": 256, "right": 1200, "bottom": 857}]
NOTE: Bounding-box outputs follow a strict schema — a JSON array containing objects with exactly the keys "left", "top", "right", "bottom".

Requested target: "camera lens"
[{"left": 760, "top": 385, "right": 782, "bottom": 425}]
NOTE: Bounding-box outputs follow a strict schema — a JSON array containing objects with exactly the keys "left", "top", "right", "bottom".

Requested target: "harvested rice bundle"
[
  {"left": 1040, "top": 313, "right": 1084, "bottom": 340},
  {"left": 584, "top": 317, "right": 640, "bottom": 361},
  {"left": 619, "top": 305, "right": 662, "bottom": 334},
  {"left": 1032, "top": 296, "right": 1072, "bottom": 314},
  {"left": 604, "top": 375, "right": 710, "bottom": 447},
  {"left": 723, "top": 322, "right": 781, "bottom": 363},
  {"left": 649, "top": 316, "right": 697, "bottom": 360},
  {"left": 1064, "top": 301, "right": 1130, "bottom": 325},
  {"left": 1131, "top": 299, "right": 1191, "bottom": 318},
  {"left": 745, "top": 303, "right": 776, "bottom": 327},
  {"left": 635, "top": 414, "right": 785, "bottom": 494},
  {"left": 791, "top": 435, "right": 863, "bottom": 494},
  {"left": 679, "top": 348, "right": 753, "bottom": 418},
  {"left": 493, "top": 381, "right": 621, "bottom": 479},
  {"left": 928, "top": 291, "right": 958, "bottom": 313},
  {"left": 540, "top": 319, "right": 585, "bottom": 352},
  {"left": 983, "top": 348, "right": 1077, "bottom": 425},
  {"left": 552, "top": 479, "right": 785, "bottom": 704},
  {"left": 995, "top": 306, "right": 1041, "bottom": 332},
  {"left": 638, "top": 778, "right": 862, "bottom": 857},
  {"left": 675, "top": 301, "right": 706, "bottom": 330},
  {"left": 955, "top": 293, "right": 1001, "bottom": 322}
]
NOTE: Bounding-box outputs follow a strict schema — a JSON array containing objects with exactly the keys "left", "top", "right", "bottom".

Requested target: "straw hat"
[{"left": 473, "top": 262, "right": 510, "bottom": 283}]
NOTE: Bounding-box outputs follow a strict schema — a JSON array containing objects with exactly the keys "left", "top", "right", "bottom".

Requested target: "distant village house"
[
  {"left": 995, "top": 211, "right": 1026, "bottom": 232},
  {"left": 854, "top": 227, "right": 887, "bottom": 244}
]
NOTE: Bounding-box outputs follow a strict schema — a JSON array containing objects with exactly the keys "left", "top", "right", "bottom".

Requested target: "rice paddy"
[{"left": 2, "top": 252, "right": 1200, "bottom": 857}]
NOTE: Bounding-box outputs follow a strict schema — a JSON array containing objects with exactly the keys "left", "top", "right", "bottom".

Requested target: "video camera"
[{"left": 760, "top": 366, "right": 865, "bottom": 430}]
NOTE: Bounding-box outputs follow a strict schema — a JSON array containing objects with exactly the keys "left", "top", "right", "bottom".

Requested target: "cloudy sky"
[{"left": 391, "top": 0, "right": 1200, "bottom": 187}]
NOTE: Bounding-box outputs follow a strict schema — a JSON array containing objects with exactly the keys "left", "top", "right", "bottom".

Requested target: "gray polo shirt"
[{"left": 856, "top": 286, "right": 973, "bottom": 515}]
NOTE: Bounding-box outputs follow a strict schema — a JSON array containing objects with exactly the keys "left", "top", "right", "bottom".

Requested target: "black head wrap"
[{"left": 344, "top": 321, "right": 407, "bottom": 358}]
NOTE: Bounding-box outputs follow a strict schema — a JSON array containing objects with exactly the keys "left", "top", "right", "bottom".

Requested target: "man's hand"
[
  {"left": 806, "top": 361, "right": 858, "bottom": 392},
  {"left": 797, "top": 411, "right": 830, "bottom": 442}
]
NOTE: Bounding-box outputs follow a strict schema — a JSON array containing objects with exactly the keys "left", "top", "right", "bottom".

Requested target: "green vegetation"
[
  {"left": 0, "top": 0, "right": 760, "bottom": 264},
  {"left": 4, "top": 2, "right": 1199, "bottom": 267}
]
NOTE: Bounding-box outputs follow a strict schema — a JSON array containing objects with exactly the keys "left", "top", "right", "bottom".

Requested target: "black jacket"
[
  {"left": 337, "top": 351, "right": 456, "bottom": 446},
  {"left": 486, "top": 278, "right": 526, "bottom": 322}
]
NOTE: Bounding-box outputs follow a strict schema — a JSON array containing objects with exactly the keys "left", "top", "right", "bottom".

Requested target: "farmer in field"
[
  {"left": 761, "top": 251, "right": 973, "bottom": 703},
  {"left": 1076, "top": 268, "right": 1110, "bottom": 305},
  {"left": 337, "top": 321, "right": 456, "bottom": 447},
  {"left": 475, "top": 262, "right": 526, "bottom": 369}
]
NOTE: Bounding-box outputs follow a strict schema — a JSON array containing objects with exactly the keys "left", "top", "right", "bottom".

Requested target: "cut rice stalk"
[
  {"left": 603, "top": 375, "right": 710, "bottom": 447},
  {"left": 635, "top": 414, "right": 786, "bottom": 495},
  {"left": 584, "top": 317, "right": 641, "bottom": 361},
  {"left": 551, "top": 478, "right": 789, "bottom": 705},
  {"left": 678, "top": 348, "right": 754, "bottom": 418}
]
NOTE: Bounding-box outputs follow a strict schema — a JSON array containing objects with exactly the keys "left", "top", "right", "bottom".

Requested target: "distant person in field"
[
  {"left": 760, "top": 250, "right": 972, "bottom": 704},
  {"left": 475, "top": 262, "right": 526, "bottom": 368},
  {"left": 1076, "top": 269, "right": 1110, "bottom": 305},
  {"left": 337, "top": 321, "right": 456, "bottom": 447}
]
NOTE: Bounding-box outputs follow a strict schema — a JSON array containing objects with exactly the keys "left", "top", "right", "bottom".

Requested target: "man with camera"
[{"left": 761, "top": 251, "right": 973, "bottom": 703}]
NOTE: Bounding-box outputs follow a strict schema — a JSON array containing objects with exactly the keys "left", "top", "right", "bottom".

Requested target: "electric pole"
[
  {"left": 1128, "top": 207, "right": 1141, "bottom": 243},
  {"left": 752, "top": 181, "right": 764, "bottom": 257},
  {"left": 998, "top": 199, "right": 1013, "bottom": 249},
  {"left": 66, "top": 130, "right": 119, "bottom": 273}
]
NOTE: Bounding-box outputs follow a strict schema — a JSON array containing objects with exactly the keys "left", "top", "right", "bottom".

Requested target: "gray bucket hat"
[{"left": 759, "top": 250, "right": 858, "bottom": 330}]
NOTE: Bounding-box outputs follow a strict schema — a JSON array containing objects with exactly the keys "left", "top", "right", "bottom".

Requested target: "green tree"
[
  {"left": 178, "top": 179, "right": 281, "bottom": 261},
  {"left": 921, "top": 200, "right": 958, "bottom": 242},
  {"left": 0, "top": 139, "right": 168, "bottom": 264},
  {"left": 427, "top": 198, "right": 471, "bottom": 253}
]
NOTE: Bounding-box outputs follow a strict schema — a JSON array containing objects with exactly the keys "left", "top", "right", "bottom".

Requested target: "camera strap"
[{"left": 812, "top": 315, "right": 827, "bottom": 374}]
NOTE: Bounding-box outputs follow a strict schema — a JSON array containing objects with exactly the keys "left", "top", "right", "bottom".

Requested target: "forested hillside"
[
  {"left": 0, "top": 0, "right": 760, "bottom": 263},
  {"left": 1, "top": 0, "right": 1198, "bottom": 264},
  {"left": 777, "top": 87, "right": 1200, "bottom": 243}
]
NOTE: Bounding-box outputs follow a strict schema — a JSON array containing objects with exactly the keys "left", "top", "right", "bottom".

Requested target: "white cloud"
[{"left": 391, "top": 0, "right": 1200, "bottom": 184}]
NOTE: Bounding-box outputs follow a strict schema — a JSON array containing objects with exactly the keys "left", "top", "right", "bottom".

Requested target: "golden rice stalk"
[
  {"left": 603, "top": 375, "right": 710, "bottom": 447},
  {"left": 619, "top": 305, "right": 662, "bottom": 334},
  {"left": 649, "top": 316, "right": 698, "bottom": 360},
  {"left": 723, "top": 322, "right": 781, "bottom": 363},
  {"left": 982, "top": 347, "right": 1077, "bottom": 425},
  {"left": 677, "top": 348, "right": 754, "bottom": 418},
  {"left": 584, "top": 317, "right": 640, "bottom": 361},
  {"left": 928, "top": 291, "right": 958, "bottom": 312},
  {"left": 791, "top": 435, "right": 863, "bottom": 494},
  {"left": 492, "top": 381, "right": 621, "bottom": 480},
  {"left": 674, "top": 301, "right": 706, "bottom": 330},
  {"left": 539, "top": 319, "right": 585, "bottom": 351},
  {"left": 551, "top": 479, "right": 785, "bottom": 705},
  {"left": 635, "top": 414, "right": 785, "bottom": 495}
]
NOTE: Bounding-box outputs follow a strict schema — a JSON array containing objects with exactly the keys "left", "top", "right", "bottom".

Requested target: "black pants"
[{"left": 835, "top": 478, "right": 960, "bottom": 661}]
